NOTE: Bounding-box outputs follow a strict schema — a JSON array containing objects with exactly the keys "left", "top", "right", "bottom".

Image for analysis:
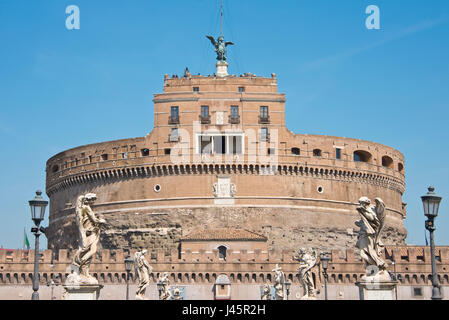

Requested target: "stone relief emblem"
[{"left": 212, "top": 178, "right": 236, "bottom": 198}]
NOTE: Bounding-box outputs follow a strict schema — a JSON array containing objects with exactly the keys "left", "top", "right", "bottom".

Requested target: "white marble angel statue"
[
  {"left": 295, "top": 248, "right": 317, "bottom": 299},
  {"left": 272, "top": 264, "right": 285, "bottom": 300},
  {"left": 67, "top": 193, "right": 106, "bottom": 285},
  {"left": 134, "top": 249, "right": 152, "bottom": 300},
  {"left": 158, "top": 272, "right": 171, "bottom": 300},
  {"left": 355, "top": 197, "right": 388, "bottom": 275},
  {"left": 261, "top": 283, "right": 271, "bottom": 300}
]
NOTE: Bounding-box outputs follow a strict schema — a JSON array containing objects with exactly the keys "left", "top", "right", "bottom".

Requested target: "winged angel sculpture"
[
  {"left": 355, "top": 197, "right": 388, "bottom": 273},
  {"left": 206, "top": 35, "right": 234, "bottom": 62}
]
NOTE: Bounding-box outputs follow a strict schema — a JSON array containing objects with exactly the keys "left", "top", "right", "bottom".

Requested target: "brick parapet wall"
[{"left": 1, "top": 246, "right": 448, "bottom": 286}]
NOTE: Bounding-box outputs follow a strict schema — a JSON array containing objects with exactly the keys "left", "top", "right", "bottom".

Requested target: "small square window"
[
  {"left": 413, "top": 287, "right": 423, "bottom": 297},
  {"left": 193, "top": 87, "right": 199, "bottom": 92},
  {"left": 238, "top": 87, "right": 245, "bottom": 93},
  {"left": 164, "top": 148, "right": 171, "bottom": 155}
]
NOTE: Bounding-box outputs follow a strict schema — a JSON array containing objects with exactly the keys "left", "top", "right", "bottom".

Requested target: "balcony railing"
[
  {"left": 169, "top": 116, "right": 180, "bottom": 124},
  {"left": 229, "top": 115, "right": 240, "bottom": 124},
  {"left": 200, "top": 115, "right": 211, "bottom": 124},
  {"left": 259, "top": 115, "right": 270, "bottom": 124}
]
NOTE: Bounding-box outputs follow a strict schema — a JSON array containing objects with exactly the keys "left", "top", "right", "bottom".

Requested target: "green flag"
[{"left": 24, "top": 228, "right": 30, "bottom": 249}]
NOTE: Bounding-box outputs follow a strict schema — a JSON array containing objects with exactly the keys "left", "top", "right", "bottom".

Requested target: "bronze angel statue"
[
  {"left": 355, "top": 197, "right": 387, "bottom": 271},
  {"left": 206, "top": 35, "right": 234, "bottom": 62}
]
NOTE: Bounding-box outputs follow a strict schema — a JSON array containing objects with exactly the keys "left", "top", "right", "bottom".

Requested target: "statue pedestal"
[
  {"left": 356, "top": 278, "right": 397, "bottom": 300},
  {"left": 216, "top": 61, "right": 228, "bottom": 77},
  {"left": 62, "top": 284, "right": 103, "bottom": 300}
]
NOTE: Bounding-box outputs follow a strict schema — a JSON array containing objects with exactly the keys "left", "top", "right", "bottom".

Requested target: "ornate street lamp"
[
  {"left": 46, "top": 275, "right": 60, "bottom": 300},
  {"left": 284, "top": 280, "right": 291, "bottom": 300},
  {"left": 124, "top": 255, "right": 134, "bottom": 300},
  {"left": 391, "top": 260, "right": 398, "bottom": 300},
  {"left": 421, "top": 186, "right": 442, "bottom": 300},
  {"left": 320, "top": 253, "right": 330, "bottom": 301},
  {"left": 29, "top": 190, "right": 48, "bottom": 300}
]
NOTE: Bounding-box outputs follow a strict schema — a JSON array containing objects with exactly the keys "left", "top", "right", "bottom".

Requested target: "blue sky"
[{"left": 0, "top": 0, "right": 448, "bottom": 249}]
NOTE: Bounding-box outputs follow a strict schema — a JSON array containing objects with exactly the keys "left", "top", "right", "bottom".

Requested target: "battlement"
[
  {"left": 1, "top": 247, "right": 449, "bottom": 287},
  {"left": 1, "top": 246, "right": 449, "bottom": 265}
]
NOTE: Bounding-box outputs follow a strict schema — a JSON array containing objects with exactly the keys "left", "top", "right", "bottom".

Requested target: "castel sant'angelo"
[
  {"left": 45, "top": 34, "right": 407, "bottom": 256},
  {"left": 1, "top": 11, "right": 448, "bottom": 301}
]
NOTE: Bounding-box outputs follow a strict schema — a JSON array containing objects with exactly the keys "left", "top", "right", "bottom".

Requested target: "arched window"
[
  {"left": 313, "top": 149, "right": 322, "bottom": 157},
  {"left": 353, "top": 150, "right": 372, "bottom": 163},
  {"left": 51, "top": 165, "right": 59, "bottom": 173},
  {"left": 382, "top": 156, "right": 393, "bottom": 168},
  {"left": 398, "top": 162, "right": 404, "bottom": 173},
  {"left": 218, "top": 246, "right": 227, "bottom": 261},
  {"left": 291, "top": 147, "right": 300, "bottom": 156}
]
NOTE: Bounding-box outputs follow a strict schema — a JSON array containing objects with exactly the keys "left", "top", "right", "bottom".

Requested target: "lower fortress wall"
[
  {"left": 47, "top": 206, "right": 407, "bottom": 254},
  {"left": 1, "top": 246, "right": 448, "bottom": 300}
]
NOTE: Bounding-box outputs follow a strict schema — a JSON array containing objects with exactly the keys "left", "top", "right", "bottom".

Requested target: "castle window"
[
  {"left": 259, "top": 106, "right": 269, "bottom": 123},
  {"left": 213, "top": 136, "right": 226, "bottom": 154},
  {"left": 268, "top": 148, "right": 275, "bottom": 155},
  {"left": 353, "top": 150, "right": 372, "bottom": 163},
  {"left": 193, "top": 87, "right": 199, "bottom": 92},
  {"left": 201, "top": 106, "right": 210, "bottom": 124},
  {"left": 170, "top": 128, "right": 179, "bottom": 142},
  {"left": 201, "top": 106, "right": 209, "bottom": 117},
  {"left": 218, "top": 246, "right": 227, "bottom": 261},
  {"left": 413, "top": 287, "right": 423, "bottom": 297},
  {"left": 229, "top": 136, "right": 242, "bottom": 154},
  {"left": 51, "top": 165, "right": 59, "bottom": 173},
  {"left": 141, "top": 149, "right": 150, "bottom": 157},
  {"left": 229, "top": 106, "right": 240, "bottom": 124},
  {"left": 169, "top": 106, "right": 179, "bottom": 124},
  {"left": 101, "top": 154, "right": 108, "bottom": 161},
  {"left": 291, "top": 147, "right": 300, "bottom": 156},
  {"left": 121, "top": 152, "right": 128, "bottom": 159},
  {"left": 313, "top": 149, "right": 322, "bottom": 157},
  {"left": 199, "top": 136, "right": 212, "bottom": 154},
  {"left": 238, "top": 87, "right": 245, "bottom": 93},
  {"left": 89, "top": 155, "right": 93, "bottom": 163},
  {"left": 398, "top": 162, "right": 404, "bottom": 173},
  {"left": 260, "top": 128, "right": 269, "bottom": 141},
  {"left": 164, "top": 148, "right": 171, "bottom": 155},
  {"left": 336, "top": 148, "right": 341, "bottom": 160},
  {"left": 382, "top": 156, "right": 393, "bottom": 168}
]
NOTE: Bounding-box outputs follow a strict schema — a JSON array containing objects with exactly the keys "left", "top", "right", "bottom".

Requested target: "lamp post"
[
  {"left": 29, "top": 190, "right": 48, "bottom": 300},
  {"left": 157, "top": 281, "right": 164, "bottom": 300},
  {"left": 320, "top": 253, "right": 330, "bottom": 300},
  {"left": 391, "top": 260, "right": 398, "bottom": 300},
  {"left": 284, "top": 280, "right": 291, "bottom": 300},
  {"left": 421, "top": 186, "right": 442, "bottom": 300},
  {"left": 124, "top": 255, "right": 134, "bottom": 300},
  {"left": 46, "top": 275, "right": 60, "bottom": 300}
]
